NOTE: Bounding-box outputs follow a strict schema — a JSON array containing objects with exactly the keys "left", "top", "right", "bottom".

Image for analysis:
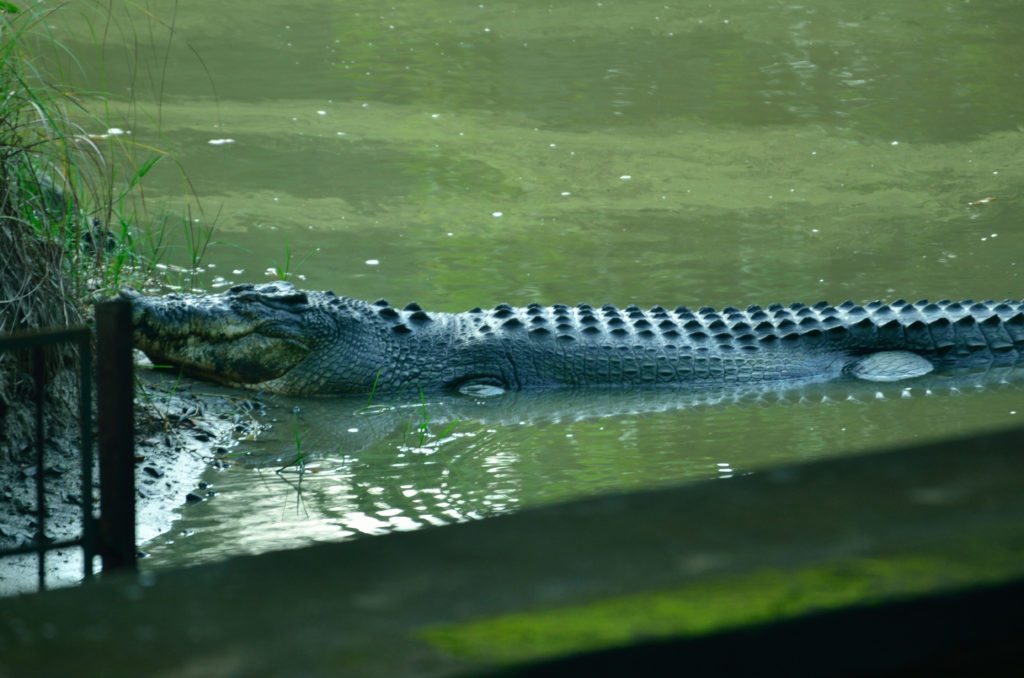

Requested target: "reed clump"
[{"left": 0, "top": 2, "right": 185, "bottom": 460}]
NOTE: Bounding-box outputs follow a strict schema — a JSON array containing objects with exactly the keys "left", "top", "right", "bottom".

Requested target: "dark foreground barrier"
[
  {"left": 0, "top": 299, "right": 135, "bottom": 591},
  {"left": 0, "top": 424, "right": 1022, "bottom": 675},
  {"left": 493, "top": 575, "right": 1024, "bottom": 676}
]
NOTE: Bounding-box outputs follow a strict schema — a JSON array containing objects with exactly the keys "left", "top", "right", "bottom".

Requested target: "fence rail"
[{"left": 0, "top": 299, "right": 135, "bottom": 592}]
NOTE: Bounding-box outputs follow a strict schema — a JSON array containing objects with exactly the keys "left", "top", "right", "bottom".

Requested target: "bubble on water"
[
  {"left": 208, "top": 138, "right": 235, "bottom": 146},
  {"left": 317, "top": 110, "right": 326, "bottom": 116},
  {"left": 365, "top": 259, "right": 380, "bottom": 266},
  {"left": 619, "top": 175, "right": 632, "bottom": 180},
  {"left": 560, "top": 191, "right": 571, "bottom": 196},
  {"left": 107, "top": 127, "right": 126, "bottom": 136},
  {"left": 492, "top": 211, "right": 503, "bottom": 217}
]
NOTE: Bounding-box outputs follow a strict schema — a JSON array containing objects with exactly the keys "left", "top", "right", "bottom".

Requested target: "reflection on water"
[
  {"left": 42, "top": 0, "right": 1024, "bottom": 569},
  {"left": 143, "top": 367, "right": 1024, "bottom": 568}
]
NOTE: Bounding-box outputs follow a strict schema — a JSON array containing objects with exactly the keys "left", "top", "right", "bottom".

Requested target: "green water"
[{"left": 48, "top": 1, "right": 1024, "bottom": 566}]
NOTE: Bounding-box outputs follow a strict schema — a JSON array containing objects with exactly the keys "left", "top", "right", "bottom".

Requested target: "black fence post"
[
  {"left": 96, "top": 299, "right": 136, "bottom": 573},
  {"left": 32, "top": 345, "right": 47, "bottom": 591}
]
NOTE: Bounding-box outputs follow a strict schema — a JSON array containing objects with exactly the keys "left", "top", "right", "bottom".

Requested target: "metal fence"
[{"left": 0, "top": 300, "right": 135, "bottom": 592}]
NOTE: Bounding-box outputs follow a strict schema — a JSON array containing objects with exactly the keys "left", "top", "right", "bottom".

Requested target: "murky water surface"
[{"left": 50, "top": 1, "right": 1024, "bottom": 568}]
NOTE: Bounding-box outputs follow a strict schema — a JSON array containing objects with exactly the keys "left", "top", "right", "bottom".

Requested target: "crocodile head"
[{"left": 120, "top": 281, "right": 384, "bottom": 394}]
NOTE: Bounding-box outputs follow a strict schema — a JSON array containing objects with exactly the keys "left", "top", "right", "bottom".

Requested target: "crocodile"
[{"left": 121, "top": 282, "right": 1024, "bottom": 396}]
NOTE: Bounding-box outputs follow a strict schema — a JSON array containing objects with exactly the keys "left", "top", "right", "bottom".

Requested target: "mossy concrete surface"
[{"left": 1, "top": 427, "right": 1023, "bottom": 677}]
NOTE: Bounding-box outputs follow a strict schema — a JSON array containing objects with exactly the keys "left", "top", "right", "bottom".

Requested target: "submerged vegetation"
[{"left": 0, "top": 1, "right": 209, "bottom": 459}]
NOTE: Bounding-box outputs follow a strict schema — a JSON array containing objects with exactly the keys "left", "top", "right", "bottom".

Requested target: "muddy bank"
[{"left": 0, "top": 367, "right": 263, "bottom": 597}]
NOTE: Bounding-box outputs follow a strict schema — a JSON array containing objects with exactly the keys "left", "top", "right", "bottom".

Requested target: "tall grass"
[
  {"left": 0, "top": 1, "right": 211, "bottom": 307},
  {"left": 0, "top": 1, "right": 210, "bottom": 458}
]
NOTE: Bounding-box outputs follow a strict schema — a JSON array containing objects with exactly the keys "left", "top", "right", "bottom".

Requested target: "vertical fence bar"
[
  {"left": 32, "top": 345, "right": 47, "bottom": 591},
  {"left": 78, "top": 331, "right": 95, "bottom": 581},
  {"left": 96, "top": 300, "right": 136, "bottom": 573}
]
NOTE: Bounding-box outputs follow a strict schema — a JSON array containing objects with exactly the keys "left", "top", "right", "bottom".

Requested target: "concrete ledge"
[{"left": 2, "top": 426, "right": 1023, "bottom": 676}]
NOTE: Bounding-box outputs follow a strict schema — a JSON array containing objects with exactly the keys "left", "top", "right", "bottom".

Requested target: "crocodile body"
[{"left": 122, "top": 282, "right": 1024, "bottom": 396}]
